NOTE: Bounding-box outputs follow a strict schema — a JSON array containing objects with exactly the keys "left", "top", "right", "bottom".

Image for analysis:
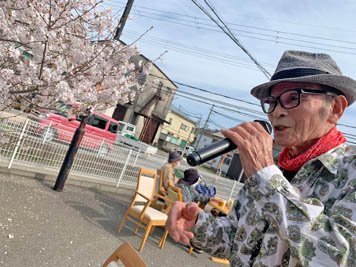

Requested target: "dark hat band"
[{"left": 271, "top": 68, "right": 329, "bottom": 81}]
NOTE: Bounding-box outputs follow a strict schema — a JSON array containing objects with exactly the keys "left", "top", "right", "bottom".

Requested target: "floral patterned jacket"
[{"left": 191, "top": 144, "right": 356, "bottom": 266}]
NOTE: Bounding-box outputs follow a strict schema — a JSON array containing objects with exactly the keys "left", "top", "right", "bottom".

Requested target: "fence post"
[
  {"left": 8, "top": 119, "right": 29, "bottom": 169},
  {"left": 42, "top": 120, "right": 53, "bottom": 144},
  {"left": 97, "top": 138, "right": 105, "bottom": 157},
  {"left": 116, "top": 149, "right": 132, "bottom": 187},
  {"left": 228, "top": 180, "right": 237, "bottom": 202},
  {"left": 236, "top": 169, "right": 244, "bottom": 183},
  {"left": 133, "top": 149, "right": 140, "bottom": 167},
  {"left": 227, "top": 169, "right": 244, "bottom": 201}
]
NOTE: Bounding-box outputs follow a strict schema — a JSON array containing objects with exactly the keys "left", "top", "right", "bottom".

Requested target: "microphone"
[{"left": 187, "top": 120, "right": 272, "bottom": 166}]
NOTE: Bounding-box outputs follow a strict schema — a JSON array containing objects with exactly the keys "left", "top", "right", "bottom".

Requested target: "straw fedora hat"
[{"left": 251, "top": 50, "right": 356, "bottom": 106}]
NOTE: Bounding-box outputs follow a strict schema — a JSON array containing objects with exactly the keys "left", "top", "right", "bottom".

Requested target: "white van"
[{"left": 117, "top": 121, "right": 136, "bottom": 138}]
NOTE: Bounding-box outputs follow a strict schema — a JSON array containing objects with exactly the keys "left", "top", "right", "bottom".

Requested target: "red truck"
[{"left": 35, "top": 104, "right": 120, "bottom": 155}]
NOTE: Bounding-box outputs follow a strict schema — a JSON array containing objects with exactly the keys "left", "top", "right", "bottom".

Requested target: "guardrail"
[{"left": 0, "top": 114, "right": 243, "bottom": 200}]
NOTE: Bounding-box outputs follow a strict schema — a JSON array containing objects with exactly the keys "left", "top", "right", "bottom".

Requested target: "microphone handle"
[
  {"left": 187, "top": 139, "right": 235, "bottom": 166},
  {"left": 187, "top": 120, "right": 272, "bottom": 166}
]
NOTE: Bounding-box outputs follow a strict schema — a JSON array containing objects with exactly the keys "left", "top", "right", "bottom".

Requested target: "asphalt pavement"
[{"left": 0, "top": 172, "right": 221, "bottom": 267}]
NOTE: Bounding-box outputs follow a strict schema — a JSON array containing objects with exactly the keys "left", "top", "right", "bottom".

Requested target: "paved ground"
[{"left": 0, "top": 172, "right": 221, "bottom": 267}]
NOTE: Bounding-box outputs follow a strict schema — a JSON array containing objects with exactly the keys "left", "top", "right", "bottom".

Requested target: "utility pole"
[
  {"left": 196, "top": 104, "right": 214, "bottom": 149},
  {"left": 53, "top": 112, "right": 90, "bottom": 192},
  {"left": 113, "top": 0, "right": 135, "bottom": 40}
]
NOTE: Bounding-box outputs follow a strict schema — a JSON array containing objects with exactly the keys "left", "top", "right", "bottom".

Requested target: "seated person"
[
  {"left": 160, "top": 151, "right": 182, "bottom": 194},
  {"left": 175, "top": 168, "right": 220, "bottom": 204}
]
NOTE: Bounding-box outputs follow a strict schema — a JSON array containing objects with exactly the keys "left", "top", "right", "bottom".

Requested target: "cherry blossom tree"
[{"left": 0, "top": 0, "right": 149, "bottom": 114}]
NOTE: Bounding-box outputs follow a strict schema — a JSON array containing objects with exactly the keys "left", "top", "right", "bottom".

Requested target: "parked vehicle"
[
  {"left": 117, "top": 121, "right": 137, "bottom": 138},
  {"left": 34, "top": 104, "right": 119, "bottom": 156},
  {"left": 115, "top": 134, "right": 158, "bottom": 154},
  {"left": 175, "top": 145, "right": 196, "bottom": 157}
]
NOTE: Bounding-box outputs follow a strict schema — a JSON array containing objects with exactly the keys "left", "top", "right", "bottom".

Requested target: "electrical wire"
[
  {"left": 123, "top": 31, "right": 271, "bottom": 72},
  {"left": 123, "top": 30, "right": 275, "bottom": 70},
  {"left": 192, "top": 0, "right": 271, "bottom": 79},
  {"left": 105, "top": 1, "right": 356, "bottom": 55},
  {"left": 105, "top": 1, "right": 356, "bottom": 41},
  {"left": 127, "top": 11, "right": 356, "bottom": 52},
  {"left": 153, "top": 81, "right": 356, "bottom": 131},
  {"left": 149, "top": 73, "right": 261, "bottom": 107},
  {"left": 120, "top": 11, "right": 356, "bottom": 56}
]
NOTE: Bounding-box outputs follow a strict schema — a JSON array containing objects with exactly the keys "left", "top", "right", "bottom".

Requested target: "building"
[
  {"left": 193, "top": 130, "right": 229, "bottom": 170},
  {"left": 104, "top": 53, "right": 178, "bottom": 146},
  {"left": 158, "top": 106, "right": 197, "bottom": 152}
]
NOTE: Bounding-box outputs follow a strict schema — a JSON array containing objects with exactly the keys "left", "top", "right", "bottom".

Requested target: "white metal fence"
[{"left": 0, "top": 114, "right": 243, "bottom": 200}]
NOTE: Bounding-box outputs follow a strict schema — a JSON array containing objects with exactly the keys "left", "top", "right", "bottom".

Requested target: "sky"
[{"left": 102, "top": 0, "right": 356, "bottom": 142}]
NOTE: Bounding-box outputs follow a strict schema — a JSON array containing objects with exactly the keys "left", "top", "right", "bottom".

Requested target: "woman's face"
[{"left": 268, "top": 82, "right": 333, "bottom": 156}]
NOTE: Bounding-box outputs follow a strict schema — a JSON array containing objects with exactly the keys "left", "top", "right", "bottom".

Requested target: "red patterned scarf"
[{"left": 278, "top": 127, "right": 346, "bottom": 171}]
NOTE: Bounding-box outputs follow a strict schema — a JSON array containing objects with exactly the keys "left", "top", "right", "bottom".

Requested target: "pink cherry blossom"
[{"left": 0, "top": 0, "right": 150, "bottom": 114}]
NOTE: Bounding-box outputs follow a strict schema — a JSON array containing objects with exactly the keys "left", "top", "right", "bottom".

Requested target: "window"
[
  {"left": 76, "top": 113, "right": 84, "bottom": 122},
  {"left": 118, "top": 122, "right": 125, "bottom": 131},
  {"left": 127, "top": 126, "right": 135, "bottom": 132},
  {"left": 108, "top": 122, "right": 118, "bottom": 133},
  {"left": 223, "top": 157, "right": 231, "bottom": 165},
  {"left": 180, "top": 123, "right": 188, "bottom": 131},
  {"left": 89, "top": 115, "right": 107, "bottom": 130}
]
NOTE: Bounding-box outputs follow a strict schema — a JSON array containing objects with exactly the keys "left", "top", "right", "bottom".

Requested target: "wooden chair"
[
  {"left": 151, "top": 168, "right": 166, "bottom": 211},
  {"left": 117, "top": 168, "right": 173, "bottom": 251},
  {"left": 157, "top": 168, "right": 166, "bottom": 196},
  {"left": 102, "top": 242, "right": 147, "bottom": 267},
  {"left": 158, "top": 186, "right": 196, "bottom": 254}
]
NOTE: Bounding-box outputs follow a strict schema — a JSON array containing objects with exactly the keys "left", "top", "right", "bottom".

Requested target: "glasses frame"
[{"left": 261, "top": 88, "right": 338, "bottom": 114}]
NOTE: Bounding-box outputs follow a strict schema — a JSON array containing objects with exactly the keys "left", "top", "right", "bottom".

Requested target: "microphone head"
[
  {"left": 186, "top": 151, "right": 201, "bottom": 166},
  {"left": 254, "top": 120, "right": 272, "bottom": 134}
]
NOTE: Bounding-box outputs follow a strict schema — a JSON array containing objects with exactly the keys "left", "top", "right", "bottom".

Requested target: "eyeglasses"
[{"left": 261, "top": 88, "right": 338, "bottom": 114}]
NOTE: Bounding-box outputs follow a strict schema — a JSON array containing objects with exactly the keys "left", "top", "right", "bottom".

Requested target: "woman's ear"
[{"left": 328, "top": 95, "right": 348, "bottom": 124}]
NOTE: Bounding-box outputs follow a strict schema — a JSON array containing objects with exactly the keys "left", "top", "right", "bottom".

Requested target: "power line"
[
  {"left": 176, "top": 105, "right": 203, "bottom": 119},
  {"left": 169, "top": 88, "right": 265, "bottom": 116},
  {"left": 150, "top": 78, "right": 356, "bottom": 131},
  {"left": 337, "top": 123, "right": 356, "bottom": 130},
  {"left": 174, "top": 96, "right": 266, "bottom": 121},
  {"left": 192, "top": 0, "right": 271, "bottom": 79},
  {"left": 165, "top": 88, "right": 266, "bottom": 120},
  {"left": 212, "top": 110, "right": 246, "bottom": 124},
  {"left": 123, "top": 31, "right": 271, "bottom": 72},
  {"left": 133, "top": 12, "right": 356, "bottom": 52},
  {"left": 105, "top": 1, "right": 356, "bottom": 44},
  {"left": 122, "top": 11, "right": 356, "bottom": 56},
  {"left": 124, "top": 30, "right": 275, "bottom": 69},
  {"left": 106, "top": 2, "right": 356, "bottom": 56},
  {"left": 149, "top": 73, "right": 261, "bottom": 107}
]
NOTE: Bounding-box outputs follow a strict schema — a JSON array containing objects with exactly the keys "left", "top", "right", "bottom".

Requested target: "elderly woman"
[
  {"left": 175, "top": 168, "right": 208, "bottom": 203},
  {"left": 175, "top": 168, "right": 221, "bottom": 204},
  {"left": 166, "top": 51, "right": 356, "bottom": 266}
]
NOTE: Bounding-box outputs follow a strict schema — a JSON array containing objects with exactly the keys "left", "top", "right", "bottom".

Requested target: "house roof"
[
  {"left": 170, "top": 106, "right": 198, "bottom": 125},
  {"left": 118, "top": 40, "right": 178, "bottom": 89}
]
